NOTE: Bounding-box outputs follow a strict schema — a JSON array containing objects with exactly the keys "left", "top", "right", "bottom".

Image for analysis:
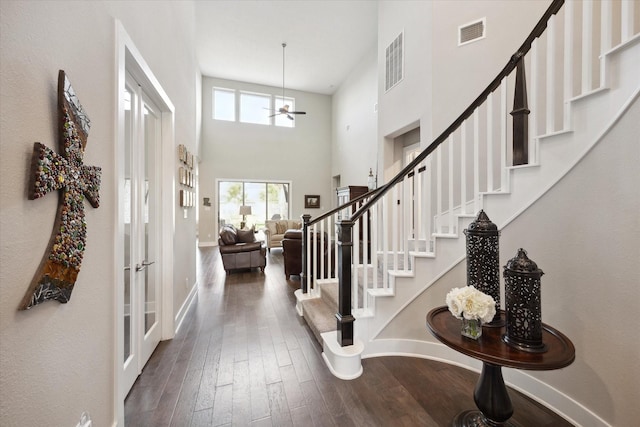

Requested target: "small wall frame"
[{"left": 305, "top": 195, "right": 320, "bottom": 209}]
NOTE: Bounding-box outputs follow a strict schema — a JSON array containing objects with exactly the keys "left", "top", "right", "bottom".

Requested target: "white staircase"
[{"left": 296, "top": 0, "right": 640, "bottom": 385}]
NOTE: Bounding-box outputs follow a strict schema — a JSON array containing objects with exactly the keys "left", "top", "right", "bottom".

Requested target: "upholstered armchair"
[{"left": 262, "top": 219, "right": 302, "bottom": 251}]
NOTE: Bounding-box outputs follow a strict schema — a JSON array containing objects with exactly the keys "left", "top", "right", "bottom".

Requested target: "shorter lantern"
[
  {"left": 502, "top": 248, "right": 547, "bottom": 353},
  {"left": 464, "top": 210, "right": 502, "bottom": 326}
]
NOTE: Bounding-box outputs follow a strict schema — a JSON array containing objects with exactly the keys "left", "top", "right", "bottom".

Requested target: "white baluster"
[
  {"left": 320, "top": 219, "right": 325, "bottom": 280},
  {"left": 621, "top": 0, "right": 634, "bottom": 42},
  {"left": 392, "top": 184, "right": 399, "bottom": 271},
  {"left": 403, "top": 175, "right": 410, "bottom": 272},
  {"left": 473, "top": 109, "right": 480, "bottom": 215},
  {"left": 487, "top": 94, "right": 494, "bottom": 192},
  {"left": 382, "top": 193, "right": 389, "bottom": 290},
  {"left": 582, "top": 0, "right": 594, "bottom": 93},
  {"left": 460, "top": 122, "right": 467, "bottom": 215},
  {"left": 416, "top": 160, "right": 423, "bottom": 245},
  {"left": 546, "top": 15, "right": 556, "bottom": 134},
  {"left": 353, "top": 215, "right": 359, "bottom": 311},
  {"left": 423, "top": 155, "right": 432, "bottom": 247},
  {"left": 500, "top": 79, "right": 508, "bottom": 188},
  {"left": 563, "top": 0, "right": 574, "bottom": 129},
  {"left": 436, "top": 144, "right": 443, "bottom": 230},
  {"left": 372, "top": 200, "right": 378, "bottom": 289},
  {"left": 448, "top": 134, "right": 454, "bottom": 233}
]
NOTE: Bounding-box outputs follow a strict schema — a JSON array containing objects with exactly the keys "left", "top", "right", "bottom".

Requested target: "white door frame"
[{"left": 115, "top": 20, "right": 175, "bottom": 425}]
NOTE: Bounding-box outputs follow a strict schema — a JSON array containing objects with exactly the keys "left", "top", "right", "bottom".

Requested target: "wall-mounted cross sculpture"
[{"left": 19, "top": 70, "right": 101, "bottom": 310}]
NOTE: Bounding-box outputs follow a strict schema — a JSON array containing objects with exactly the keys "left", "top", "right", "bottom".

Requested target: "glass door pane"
[
  {"left": 219, "top": 181, "right": 243, "bottom": 228},
  {"left": 142, "top": 100, "right": 158, "bottom": 335},
  {"left": 244, "top": 182, "right": 263, "bottom": 229},
  {"left": 123, "top": 85, "right": 133, "bottom": 363},
  {"left": 267, "top": 183, "right": 289, "bottom": 220}
]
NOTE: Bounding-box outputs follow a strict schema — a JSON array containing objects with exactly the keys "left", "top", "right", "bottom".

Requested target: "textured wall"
[
  {"left": 331, "top": 46, "right": 379, "bottom": 191},
  {"left": 0, "top": 1, "right": 198, "bottom": 425}
]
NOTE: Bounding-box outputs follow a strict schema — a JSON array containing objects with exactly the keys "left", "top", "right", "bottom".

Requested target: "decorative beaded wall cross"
[{"left": 19, "top": 70, "right": 101, "bottom": 310}]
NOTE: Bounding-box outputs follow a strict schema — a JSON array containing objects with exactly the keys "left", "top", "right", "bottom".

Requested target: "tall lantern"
[
  {"left": 502, "top": 248, "right": 547, "bottom": 353},
  {"left": 464, "top": 210, "right": 501, "bottom": 326}
]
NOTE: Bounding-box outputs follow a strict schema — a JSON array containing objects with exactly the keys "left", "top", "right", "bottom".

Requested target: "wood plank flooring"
[{"left": 124, "top": 247, "right": 574, "bottom": 426}]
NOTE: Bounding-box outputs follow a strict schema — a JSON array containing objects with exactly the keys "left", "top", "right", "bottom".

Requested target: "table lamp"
[{"left": 239, "top": 205, "right": 252, "bottom": 229}]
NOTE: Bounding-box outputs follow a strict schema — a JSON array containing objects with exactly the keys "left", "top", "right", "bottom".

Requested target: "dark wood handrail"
[
  {"left": 350, "top": 0, "right": 564, "bottom": 222},
  {"left": 307, "top": 187, "right": 383, "bottom": 227}
]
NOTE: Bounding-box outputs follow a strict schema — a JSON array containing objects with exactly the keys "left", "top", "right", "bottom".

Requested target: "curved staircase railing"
[{"left": 300, "top": 0, "right": 638, "bottom": 347}]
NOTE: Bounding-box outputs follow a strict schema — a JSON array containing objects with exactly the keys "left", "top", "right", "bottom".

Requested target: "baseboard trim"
[{"left": 174, "top": 283, "right": 198, "bottom": 335}]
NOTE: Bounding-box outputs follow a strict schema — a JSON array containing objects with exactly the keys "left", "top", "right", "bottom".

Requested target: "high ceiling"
[{"left": 195, "top": 1, "right": 378, "bottom": 95}]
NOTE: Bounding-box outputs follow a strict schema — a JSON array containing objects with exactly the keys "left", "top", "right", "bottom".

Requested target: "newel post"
[
  {"left": 300, "top": 214, "right": 311, "bottom": 293},
  {"left": 336, "top": 219, "right": 355, "bottom": 346},
  {"left": 511, "top": 55, "right": 530, "bottom": 166}
]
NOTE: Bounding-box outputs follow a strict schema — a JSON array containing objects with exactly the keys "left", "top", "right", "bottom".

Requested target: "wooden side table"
[{"left": 426, "top": 306, "right": 575, "bottom": 426}]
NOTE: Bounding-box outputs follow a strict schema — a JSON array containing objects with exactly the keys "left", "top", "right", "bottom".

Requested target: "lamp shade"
[{"left": 239, "top": 205, "right": 252, "bottom": 216}]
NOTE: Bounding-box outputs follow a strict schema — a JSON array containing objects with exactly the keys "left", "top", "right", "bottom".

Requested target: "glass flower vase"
[{"left": 461, "top": 318, "right": 482, "bottom": 340}]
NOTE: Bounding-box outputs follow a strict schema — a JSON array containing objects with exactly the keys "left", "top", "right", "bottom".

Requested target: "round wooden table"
[{"left": 426, "top": 306, "right": 575, "bottom": 427}]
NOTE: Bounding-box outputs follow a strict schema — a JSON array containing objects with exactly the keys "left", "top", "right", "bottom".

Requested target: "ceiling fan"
[{"left": 268, "top": 43, "right": 306, "bottom": 120}]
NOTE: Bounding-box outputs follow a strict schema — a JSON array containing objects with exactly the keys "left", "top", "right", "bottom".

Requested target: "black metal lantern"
[
  {"left": 502, "top": 248, "right": 547, "bottom": 353},
  {"left": 464, "top": 210, "right": 501, "bottom": 325}
]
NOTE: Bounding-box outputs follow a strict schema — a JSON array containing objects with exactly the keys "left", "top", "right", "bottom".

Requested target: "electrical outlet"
[{"left": 185, "top": 277, "right": 189, "bottom": 289}]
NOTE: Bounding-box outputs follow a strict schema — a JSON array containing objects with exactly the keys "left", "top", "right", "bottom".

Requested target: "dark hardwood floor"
[{"left": 124, "top": 247, "right": 574, "bottom": 426}]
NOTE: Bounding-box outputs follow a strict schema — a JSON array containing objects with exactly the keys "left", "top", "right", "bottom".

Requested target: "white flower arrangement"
[{"left": 446, "top": 285, "right": 496, "bottom": 323}]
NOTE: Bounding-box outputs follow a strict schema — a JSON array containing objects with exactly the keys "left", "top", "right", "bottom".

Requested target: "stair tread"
[
  {"left": 319, "top": 281, "right": 338, "bottom": 308},
  {"left": 300, "top": 298, "right": 336, "bottom": 344}
]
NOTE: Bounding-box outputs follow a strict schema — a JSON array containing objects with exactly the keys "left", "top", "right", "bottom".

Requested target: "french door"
[{"left": 122, "top": 72, "right": 162, "bottom": 394}]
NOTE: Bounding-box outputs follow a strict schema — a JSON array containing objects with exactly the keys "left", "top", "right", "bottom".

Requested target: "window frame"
[{"left": 212, "top": 87, "right": 236, "bottom": 121}]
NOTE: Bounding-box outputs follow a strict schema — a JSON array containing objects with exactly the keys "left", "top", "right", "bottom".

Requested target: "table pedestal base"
[
  {"left": 454, "top": 362, "right": 516, "bottom": 426},
  {"left": 453, "top": 410, "right": 520, "bottom": 427}
]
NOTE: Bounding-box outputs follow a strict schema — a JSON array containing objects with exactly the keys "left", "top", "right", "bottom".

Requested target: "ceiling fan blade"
[
  {"left": 289, "top": 111, "right": 306, "bottom": 115},
  {"left": 287, "top": 114, "right": 294, "bottom": 120},
  {"left": 268, "top": 113, "right": 278, "bottom": 117}
]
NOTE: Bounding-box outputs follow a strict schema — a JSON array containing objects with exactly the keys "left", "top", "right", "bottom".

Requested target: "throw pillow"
[
  {"left": 237, "top": 227, "right": 256, "bottom": 243},
  {"left": 276, "top": 221, "right": 288, "bottom": 235},
  {"left": 219, "top": 226, "right": 238, "bottom": 245}
]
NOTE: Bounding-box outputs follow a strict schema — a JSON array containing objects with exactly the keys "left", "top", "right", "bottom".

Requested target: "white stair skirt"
[{"left": 321, "top": 331, "right": 364, "bottom": 380}]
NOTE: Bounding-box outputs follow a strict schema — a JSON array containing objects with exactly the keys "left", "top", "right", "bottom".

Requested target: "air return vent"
[
  {"left": 459, "top": 18, "right": 486, "bottom": 46},
  {"left": 385, "top": 32, "right": 404, "bottom": 91}
]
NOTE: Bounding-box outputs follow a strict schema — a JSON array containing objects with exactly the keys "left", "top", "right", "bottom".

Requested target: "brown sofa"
[
  {"left": 218, "top": 225, "right": 266, "bottom": 274},
  {"left": 282, "top": 229, "right": 334, "bottom": 279}
]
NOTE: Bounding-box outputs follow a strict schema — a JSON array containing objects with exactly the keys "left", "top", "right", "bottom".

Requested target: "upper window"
[
  {"left": 240, "top": 92, "right": 270, "bottom": 125},
  {"left": 213, "top": 88, "right": 235, "bottom": 121},
  {"left": 212, "top": 87, "right": 296, "bottom": 127}
]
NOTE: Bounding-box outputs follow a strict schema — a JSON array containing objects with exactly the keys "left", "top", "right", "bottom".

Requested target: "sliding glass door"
[{"left": 218, "top": 180, "right": 291, "bottom": 229}]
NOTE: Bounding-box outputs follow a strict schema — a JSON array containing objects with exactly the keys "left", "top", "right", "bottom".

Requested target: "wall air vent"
[
  {"left": 459, "top": 18, "right": 486, "bottom": 46},
  {"left": 385, "top": 32, "right": 404, "bottom": 92}
]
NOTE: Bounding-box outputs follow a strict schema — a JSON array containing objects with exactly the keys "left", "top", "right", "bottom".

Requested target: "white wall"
[
  {"left": 431, "top": 0, "right": 549, "bottom": 136},
  {"left": 0, "top": 1, "right": 198, "bottom": 425},
  {"left": 331, "top": 46, "right": 378, "bottom": 189},
  {"left": 198, "top": 77, "right": 332, "bottom": 245},
  {"left": 377, "top": 0, "right": 433, "bottom": 183},
  {"left": 376, "top": 1, "right": 549, "bottom": 184},
  {"left": 378, "top": 97, "right": 640, "bottom": 426}
]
